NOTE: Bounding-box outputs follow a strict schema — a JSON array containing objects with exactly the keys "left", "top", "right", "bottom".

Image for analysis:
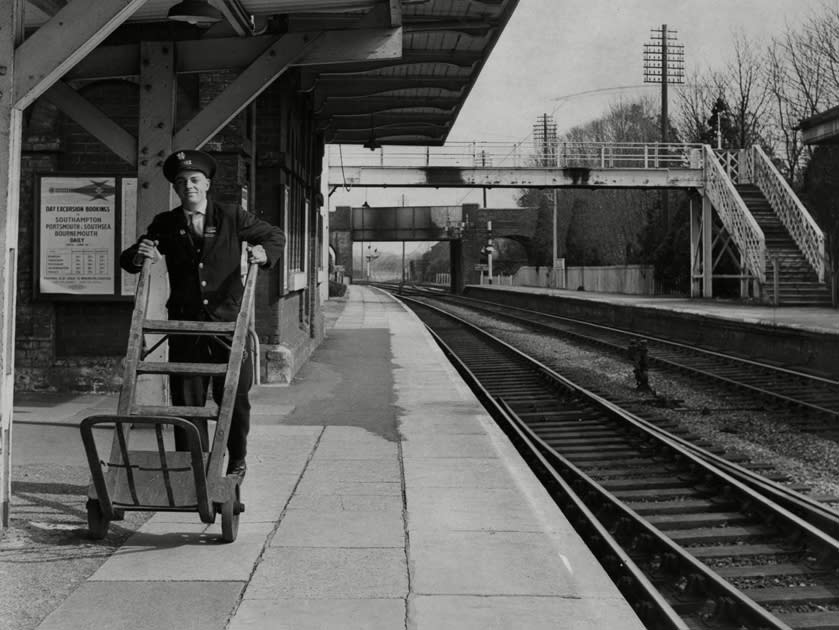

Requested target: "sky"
[
  {"left": 332, "top": 0, "right": 835, "bottom": 257},
  {"left": 451, "top": 0, "right": 832, "bottom": 143}
]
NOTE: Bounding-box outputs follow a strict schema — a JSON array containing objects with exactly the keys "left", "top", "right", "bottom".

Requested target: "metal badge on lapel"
[{"left": 205, "top": 226, "right": 217, "bottom": 237}]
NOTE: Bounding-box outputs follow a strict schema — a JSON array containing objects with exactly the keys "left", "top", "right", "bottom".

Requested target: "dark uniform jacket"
[{"left": 120, "top": 200, "right": 285, "bottom": 322}]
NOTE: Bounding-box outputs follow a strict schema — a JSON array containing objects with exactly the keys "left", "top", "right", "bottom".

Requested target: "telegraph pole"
[
  {"left": 644, "top": 25, "right": 684, "bottom": 225},
  {"left": 533, "top": 113, "right": 559, "bottom": 271},
  {"left": 644, "top": 25, "right": 684, "bottom": 142}
]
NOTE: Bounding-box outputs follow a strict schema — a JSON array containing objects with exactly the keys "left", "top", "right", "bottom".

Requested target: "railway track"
[
  {"left": 376, "top": 284, "right": 838, "bottom": 507},
  {"left": 382, "top": 283, "right": 839, "bottom": 437},
  {"left": 402, "top": 295, "right": 839, "bottom": 630}
]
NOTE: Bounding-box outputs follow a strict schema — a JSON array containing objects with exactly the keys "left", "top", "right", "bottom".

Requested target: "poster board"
[{"left": 35, "top": 175, "right": 137, "bottom": 300}]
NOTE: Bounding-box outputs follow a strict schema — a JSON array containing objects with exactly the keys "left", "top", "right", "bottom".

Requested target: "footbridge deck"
[{"left": 328, "top": 141, "right": 706, "bottom": 188}]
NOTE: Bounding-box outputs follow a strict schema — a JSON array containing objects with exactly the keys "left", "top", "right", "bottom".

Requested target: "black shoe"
[{"left": 226, "top": 458, "right": 247, "bottom": 478}]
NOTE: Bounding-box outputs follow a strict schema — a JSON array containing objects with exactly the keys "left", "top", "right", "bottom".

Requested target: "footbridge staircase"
[
  {"left": 705, "top": 145, "right": 828, "bottom": 305},
  {"left": 328, "top": 142, "right": 829, "bottom": 305}
]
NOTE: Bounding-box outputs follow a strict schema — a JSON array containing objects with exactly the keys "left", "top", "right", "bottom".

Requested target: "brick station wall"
[{"left": 15, "top": 68, "right": 324, "bottom": 391}]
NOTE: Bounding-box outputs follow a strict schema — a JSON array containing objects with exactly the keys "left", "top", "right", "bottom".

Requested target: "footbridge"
[
  {"left": 328, "top": 142, "right": 828, "bottom": 306},
  {"left": 328, "top": 141, "right": 705, "bottom": 188}
]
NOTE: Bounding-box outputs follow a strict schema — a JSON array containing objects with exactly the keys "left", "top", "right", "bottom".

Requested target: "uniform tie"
[{"left": 188, "top": 211, "right": 204, "bottom": 239}]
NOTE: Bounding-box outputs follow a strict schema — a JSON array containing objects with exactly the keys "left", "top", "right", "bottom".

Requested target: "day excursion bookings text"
[{"left": 44, "top": 207, "right": 112, "bottom": 237}]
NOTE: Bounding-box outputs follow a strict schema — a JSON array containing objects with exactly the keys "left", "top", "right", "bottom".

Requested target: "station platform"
[
  {"left": 11, "top": 284, "right": 644, "bottom": 630},
  {"left": 466, "top": 284, "right": 839, "bottom": 334},
  {"left": 464, "top": 284, "right": 839, "bottom": 376}
]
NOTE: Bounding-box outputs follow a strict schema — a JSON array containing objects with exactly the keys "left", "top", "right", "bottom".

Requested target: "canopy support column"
[
  {"left": 0, "top": 0, "right": 24, "bottom": 529},
  {"left": 134, "top": 41, "right": 177, "bottom": 407}
]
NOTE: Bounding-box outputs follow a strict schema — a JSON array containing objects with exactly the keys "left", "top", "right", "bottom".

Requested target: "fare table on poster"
[{"left": 37, "top": 175, "right": 137, "bottom": 299}]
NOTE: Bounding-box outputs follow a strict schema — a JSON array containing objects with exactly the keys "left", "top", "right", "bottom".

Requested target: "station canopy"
[
  {"left": 798, "top": 104, "right": 839, "bottom": 145},
  {"left": 22, "top": 0, "right": 519, "bottom": 147}
]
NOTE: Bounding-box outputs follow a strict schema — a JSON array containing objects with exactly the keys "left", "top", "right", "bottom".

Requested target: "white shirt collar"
[{"left": 184, "top": 199, "right": 208, "bottom": 216}]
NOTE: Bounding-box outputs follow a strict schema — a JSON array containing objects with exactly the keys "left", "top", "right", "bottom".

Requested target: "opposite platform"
[
  {"left": 24, "top": 284, "right": 643, "bottom": 630},
  {"left": 464, "top": 284, "right": 839, "bottom": 375},
  {"left": 467, "top": 283, "right": 839, "bottom": 334}
]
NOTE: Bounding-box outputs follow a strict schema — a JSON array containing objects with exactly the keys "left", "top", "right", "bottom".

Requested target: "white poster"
[{"left": 39, "top": 177, "right": 117, "bottom": 295}]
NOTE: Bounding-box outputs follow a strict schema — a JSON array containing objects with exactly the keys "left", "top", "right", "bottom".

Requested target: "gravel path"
[{"left": 0, "top": 464, "right": 151, "bottom": 630}]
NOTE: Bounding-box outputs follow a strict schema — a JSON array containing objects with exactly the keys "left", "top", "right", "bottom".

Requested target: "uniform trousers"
[{"left": 170, "top": 330, "right": 253, "bottom": 461}]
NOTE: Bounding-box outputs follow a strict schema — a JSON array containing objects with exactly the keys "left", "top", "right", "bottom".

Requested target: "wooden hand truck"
[{"left": 80, "top": 258, "right": 258, "bottom": 543}]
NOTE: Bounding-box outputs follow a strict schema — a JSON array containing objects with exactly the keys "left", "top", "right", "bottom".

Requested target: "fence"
[
  {"left": 557, "top": 265, "right": 655, "bottom": 294},
  {"left": 496, "top": 265, "right": 655, "bottom": 294},
  {"left": 436, "top": 265, "right": 655, "bottom": 294}
]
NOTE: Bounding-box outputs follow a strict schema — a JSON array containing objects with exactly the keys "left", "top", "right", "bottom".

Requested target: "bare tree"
[
  {"left": 674, "top": 68, "right": 721, "bottom": 143},
  {"left": 722, "top": 32, "right": 772, "bottom": 148},
  {"left": 676, "top": 32, "right": 770, "bottom": 150},
  {"left": 562, "top": 97, "right": 660, "bottom": 143},
  {"left": 765, "top": 34, "right": 820, "bottom": 181},
  {"left": 804, "top": 4, "right": 839, "bottom": 104},
  {"left": 604, "top": 97, "right": 660, "bottom": 142}
]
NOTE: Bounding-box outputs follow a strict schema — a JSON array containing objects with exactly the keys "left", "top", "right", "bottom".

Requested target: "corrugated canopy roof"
[{"left": 24, "top": 0, "right": 519, "bottom": 146}]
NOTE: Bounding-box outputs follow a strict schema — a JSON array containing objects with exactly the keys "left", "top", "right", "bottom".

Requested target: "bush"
[{"left": 329, "top": 280, "right": 347, "bottom": 297}]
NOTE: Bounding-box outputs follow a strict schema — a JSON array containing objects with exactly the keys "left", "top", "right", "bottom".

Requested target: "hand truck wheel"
[
  {"left": 86, "top": 498, "right": 110, "bottom": 540},
  {"left": 219, "top": 485, "right": 242, "bottom": 543}
]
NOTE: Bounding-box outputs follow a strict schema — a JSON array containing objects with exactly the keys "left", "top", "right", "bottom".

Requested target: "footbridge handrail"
[
  {"left": 703, "top": 145, "right": 766, "bottom": 283},
  {"left": 554, "top": 142, "right": 704, "bottom": 169},
  {"left": 746, "top": 146, "right": 825, "bottom": 282},
  {"left": 328, "top": 142, "right": 705, "bottom": 170}
]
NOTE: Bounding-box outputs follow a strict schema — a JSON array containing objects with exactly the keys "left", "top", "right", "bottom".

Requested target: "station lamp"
[{"left": 167, "top": 0, "right": 223, "bottom": 26}]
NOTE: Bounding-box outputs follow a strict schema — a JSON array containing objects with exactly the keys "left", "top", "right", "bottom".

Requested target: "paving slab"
[
  {"left": 229, "top": 598, "right": 406, "bottom": 630},
  {"left": 410, "top": 595, "right": 643, "bottom": 630},
  {"left": 245, "top": 547, "right": 408, "bottom": 599},
  {"left": 401, "top": 432, "right": 502, "bottom": 459},
  {"left": 286, "top": 492, "right": 403, "bottom": 512},
  {"left": 35, "top": 581, "right": 244, "bottom": 630},
  {"left": 220, "top": 473, "right": 300, "bottom": 523},
  {"left": 250, "top": 402, "right": 296, "bottom": 416},
  {"left": 293, "top": 478, "right": 403, "bottom": 497},
  {"left": 294, "top": 458, "right": 402, "bottom": 492},
  {"left": 308, "top": 426, "right": 400, "bottom": 460},
  {"left": 271, "top": 508, "right": 405, "bottom": 548},
  {"left": 396, "top": 409, "right": 488, "bottom": 434},
  {"left": 403, "top": 456, "right": 521, "bottom": 489},
  {"left": 410, "top": 529, "right": 623, "bottom": 597},
  {"left": 91, "top": 523, "right": 269, "bottom": 582},
  {"left": 406, "top": 486, "right": 557, "bottom": 533},
  {"left": 243, "top": 432, "right": 322, "bottom": 475}
]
